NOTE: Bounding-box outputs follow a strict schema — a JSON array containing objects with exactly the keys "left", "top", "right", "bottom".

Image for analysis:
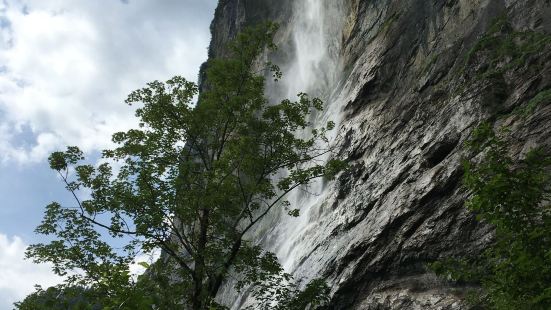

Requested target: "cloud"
[
  {"left": 0, "top": 0, "right": 216, "bottom": 165},
  {"left": 0, "top": 1, "right": 217, "bottom": 305},
  {"left": 0, "top": 234, "right": 63, "bottom": 309},
  {"left": 0, "top": 234, "right": 162, "bottom": 308},
  {"left": 129, "top": 248, "right": 161, "bottom": 280}
]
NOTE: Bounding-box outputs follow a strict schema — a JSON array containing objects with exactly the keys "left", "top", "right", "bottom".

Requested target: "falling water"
[
  {"left": 265, "top": 0, "right": 345, "bottom": 280},
  {"left": 283, "top": 0, "right": 331, "bottom": 98},
  {"left": 219, "top": 1, "right": 346, "bottom": 307}
]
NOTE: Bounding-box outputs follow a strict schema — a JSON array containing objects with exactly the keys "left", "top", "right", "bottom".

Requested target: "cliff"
[{"left": 205, "top": 0, "right": 551, "bottom": 309}]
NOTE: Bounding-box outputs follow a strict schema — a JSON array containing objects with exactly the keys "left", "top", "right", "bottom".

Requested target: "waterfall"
[
  {"left": 274, "top": 0, "right": 344, "bottom": 100},
  {"left": 283, "top": 0, "right": 330, "bottom": 98},
  {"left": 218, "top": 1, "right": 346, "bottom": 307},
  {"left": 265, "top": 0, "right": 345, "bottom": 280}
]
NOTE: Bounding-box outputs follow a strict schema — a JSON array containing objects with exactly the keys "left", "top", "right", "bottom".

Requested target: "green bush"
[{"left": 432, "top": 123, "right": 551, "bottom": 310}]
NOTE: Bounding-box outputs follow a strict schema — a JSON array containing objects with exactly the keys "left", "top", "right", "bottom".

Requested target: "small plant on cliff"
[
  {"left": 431, "top": 123, "right": 551, "bottom": 310},
  {"left": 464, "top": 14, "right": 551, "bottom": 80},
  {"left": 21, "top": 23, "right": 344, "bottom": 309}
]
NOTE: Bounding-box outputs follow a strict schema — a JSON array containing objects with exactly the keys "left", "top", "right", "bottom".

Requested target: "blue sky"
[{"left": 0, "top": 0, "right": 217, "bottom": 307}]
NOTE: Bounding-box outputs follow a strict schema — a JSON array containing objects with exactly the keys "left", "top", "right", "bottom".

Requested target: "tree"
[
  {"left": 15, "top": 285, "right": 102, "bottom": 310},
  {"left": 431, "top": 123, "right": 551, "bottom": 310},
  {"left": 24, "top": 23, "right": 343, "bottom": 309}
]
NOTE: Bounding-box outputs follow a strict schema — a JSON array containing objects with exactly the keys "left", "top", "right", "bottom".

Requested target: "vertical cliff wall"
[{"left": 205, "top": 0, "right": 551, "bottom": 309}]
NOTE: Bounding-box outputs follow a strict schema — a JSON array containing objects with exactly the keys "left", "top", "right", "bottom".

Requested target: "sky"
[{"left": 0, "top": 0, "right": 217, "bottom": 307}]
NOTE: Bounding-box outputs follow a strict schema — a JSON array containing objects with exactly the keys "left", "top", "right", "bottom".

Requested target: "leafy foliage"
[
  {"left": 464, "top": 15, "right": 551, "bottom": 80},
  {"left": 515, "top": 88, "right": 551, "bottom": 118},
  {"left": 23, "top": 23, "right": 343, "bottom": 309},
  {"left": 15, "top": 285, "right": 102, "bottom": 310},
  {"left": 15, "top": 280, "right": 158, "bottom": 310},
  {"left": 431, "top": 123, "right": 551, "bottom": 310}
]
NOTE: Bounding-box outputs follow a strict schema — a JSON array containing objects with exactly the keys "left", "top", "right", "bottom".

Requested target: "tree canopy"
[
  {"left": 22, "top": 23, "right": 344, "bottom": 309},
  {"left": 431, "top": 123, "right": 551, "bottom": 310}
]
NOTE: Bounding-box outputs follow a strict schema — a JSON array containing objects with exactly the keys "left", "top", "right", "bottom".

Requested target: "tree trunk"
[{"left": 192, "top": 208, "right": 210, "bottom": 309}]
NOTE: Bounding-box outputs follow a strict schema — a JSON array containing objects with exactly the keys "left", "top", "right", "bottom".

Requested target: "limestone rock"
[{"left": 206, "top": 0, "right": 551, "bottom": 308}]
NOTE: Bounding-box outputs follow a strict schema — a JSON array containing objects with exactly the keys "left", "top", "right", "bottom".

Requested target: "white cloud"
[
  {"left": 129, "top": 248, "right": 161, "bottom": 280},
  {"left": 0, "top": 234, "right": 63, "bottom": 309},
  {"left": 0, "top": 1, "right": 217, "bottom": 307},
  {"left": 0, "top": 234, "right": 163, "bottom": 308},
  {"left": 0, "top": 0, "right": 216, "bottom": 165}
]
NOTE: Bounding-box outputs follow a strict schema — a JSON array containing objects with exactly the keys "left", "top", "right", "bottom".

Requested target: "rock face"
[{"left": 206, "top": 0, "right": 551, "bottom": 309}]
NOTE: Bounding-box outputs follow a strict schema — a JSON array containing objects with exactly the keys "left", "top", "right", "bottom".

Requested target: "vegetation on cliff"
[
  {"left": 432, "top": 14, "right": 551, "bottom": 309},
  {"left": 432, "top": 123, "right": 551, "bottom": 310}
]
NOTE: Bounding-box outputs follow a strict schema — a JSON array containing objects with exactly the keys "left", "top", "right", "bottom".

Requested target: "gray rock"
[{"left": 205, "top": 0, "right": 551, "bottom": 308}]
